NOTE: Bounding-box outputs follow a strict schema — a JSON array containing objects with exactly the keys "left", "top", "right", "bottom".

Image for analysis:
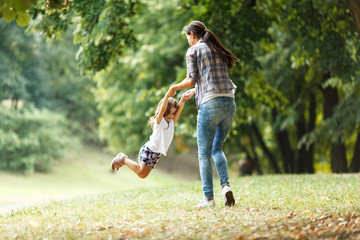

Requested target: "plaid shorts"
[{"left": 138, "top": 145, "right": 162, "bottom": 168}]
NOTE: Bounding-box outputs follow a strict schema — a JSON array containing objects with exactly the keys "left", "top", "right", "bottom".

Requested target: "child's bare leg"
[{"left": 123, "top": 158, "right": 152, "bottom": 179}]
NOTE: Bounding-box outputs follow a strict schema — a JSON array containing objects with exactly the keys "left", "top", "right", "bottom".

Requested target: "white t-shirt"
[
  {"left": 201, "top": 90, "right": 235, "bottom": 104},
  {"left": 145, "top": 117, "right": 174, "bottom": 156}
]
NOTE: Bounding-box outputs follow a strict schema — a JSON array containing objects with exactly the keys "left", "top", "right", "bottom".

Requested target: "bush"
[{"left": 0, "top": 105, "right": 77, "bottom": 174}]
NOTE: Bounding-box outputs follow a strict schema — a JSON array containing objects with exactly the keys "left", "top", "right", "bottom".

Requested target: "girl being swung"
[{"left": 111, "top": 92, "right": 190, "bottom": 178}]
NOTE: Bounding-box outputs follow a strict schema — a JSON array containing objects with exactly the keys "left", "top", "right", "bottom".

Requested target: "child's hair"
[
  {"left": 148, "top": 97, "right": 178, "bottom": 128},
  {"left": 186, "top": 20, "right": 239, "bottom": 69}
]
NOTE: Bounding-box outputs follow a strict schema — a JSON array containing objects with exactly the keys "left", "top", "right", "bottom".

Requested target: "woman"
[{"left": 168, "top": 20, "right": 238, "bottom": 207}]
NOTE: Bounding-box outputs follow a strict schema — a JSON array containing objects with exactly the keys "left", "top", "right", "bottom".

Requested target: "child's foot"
[{"left": 111, "top": 152, "right": 128, "bottom": 170}]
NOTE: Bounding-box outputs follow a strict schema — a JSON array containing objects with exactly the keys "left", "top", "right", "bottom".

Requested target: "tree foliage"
[
  {"left": 0, "top": 20, "right": 99, "bottom": 173},
  {"left": 0, "top": 0, "right": 35, "bottom": 26},
  {"left": 29, "top": 0, "right": 138, "bottom": 73},
  {"left": 0, "top": 105, "right": 73, "bottom": 174},
  {"left": 94, "top": 0, "right": 193, "bottom": 153},
  {"left": 2, "top": 0, "right": 360, "bottom": 174}
]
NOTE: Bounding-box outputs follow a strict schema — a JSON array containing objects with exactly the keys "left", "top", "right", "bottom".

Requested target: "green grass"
[
  {"left": 0, "top": 145, "right": 180, "bottom": 212},
  {"left": 1, "top": 173, "right": 360, "bottom": 239},
  {"left": 0, "top": 147, "right": 360, "bottom": 239}
]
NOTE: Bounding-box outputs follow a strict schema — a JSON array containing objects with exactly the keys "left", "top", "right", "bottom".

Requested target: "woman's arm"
[
  {"left": 168, "top": 77, "right": 195, "bottom": 97},
  {"left": 155, "top": 92, "right": 170, "bottom": 124}
]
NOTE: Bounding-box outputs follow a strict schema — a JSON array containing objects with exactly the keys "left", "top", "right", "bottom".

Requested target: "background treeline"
[
  {"left": 1, "top": 0, "right": 360, "bottom": 175},
  {"left": 0, "top": 21, "right": 100, "bottom": 173}
]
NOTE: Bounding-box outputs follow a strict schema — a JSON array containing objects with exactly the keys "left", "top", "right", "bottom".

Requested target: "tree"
[
  {"left": 29, "top": 0, "right": 138, "bottom": 73},
  {"left": 182, "top": 0, "right": 360, "bottom": 174},
  {"left": 348, "top": 0, "right": 360, "bottom": 35},
  {"left": 281, "top": 0, "right": 360, "bottom": 173},
  {"left": 94, "top": 0, "right": 194, "bottom": 153},
  {"left": 3, "top": 0, "right": 360, "bottom": 174}
]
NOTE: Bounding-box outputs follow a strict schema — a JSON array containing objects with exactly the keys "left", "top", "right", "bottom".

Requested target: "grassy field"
[
  {"left": 0, "top": 147, "right": 360, "bottom": 239},
  {"left": 0, "top": 145, "right": 180, "bottom": 213}
]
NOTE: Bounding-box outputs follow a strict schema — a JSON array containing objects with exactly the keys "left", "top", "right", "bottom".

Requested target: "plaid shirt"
[{"left": 186, "top": 39, "right": 237, "bottom": 109}]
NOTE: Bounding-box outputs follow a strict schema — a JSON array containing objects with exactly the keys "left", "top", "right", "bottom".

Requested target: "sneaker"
[
  {"left": 222, "top": 185, "right": 235, "bottom": 206},
  {"left": 196, "top": 199, "right": 215, "bottom": 208},
  {"left": 111, "top": 152, "right": 128, "bottom": 170}
]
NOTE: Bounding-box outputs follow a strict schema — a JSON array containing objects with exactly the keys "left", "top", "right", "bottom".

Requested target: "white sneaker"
[
  {"left": 196, "top": 199, "right": 215, "bottom": 208},
  {"left": 222, "top": 185, "right": 235, "bottom": 206},
  {"left": 111, "top": 152, "right": 128, "bottom": 170}
]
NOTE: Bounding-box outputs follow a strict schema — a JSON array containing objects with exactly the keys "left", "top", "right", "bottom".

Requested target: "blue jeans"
[{"left": 197, "top": 97, "right": 236, "bottom": 199}]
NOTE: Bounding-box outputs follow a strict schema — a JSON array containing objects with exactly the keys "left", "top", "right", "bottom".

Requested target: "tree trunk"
[
  {"left": 350, "top": 130, "right": 360, "bottom": 172},
  {"left": 272, "top": 109, "right": 295, "bottom": 173},
  {"left": 305, "top": 93, "right": 316, "bottom": 173},
  {"left": 322, "top": 84, "right": 348, "bottom": 173},
  {"left": 297, "top": 93, "right": 316, "bottom": 173},
  {"left": 249, "top": 134, "right": 263, "bottom": 175},
  {"left": 330, "top": 143, "right": 348, "bottom": 173},
  {"left": 348, "top": 0, "right": 360, "bottom": 36},
  {"left": 296, "top": 112, "right": 307, "bottom": 173},
  {"left": 250, "top": 122, "right": 281, "bottom": 173},
  {"left": 235, "top": 138, "right": 257, "bottom": 176}
]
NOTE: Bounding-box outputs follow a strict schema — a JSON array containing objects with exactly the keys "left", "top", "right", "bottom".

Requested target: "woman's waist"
[{"left": 201, "top": 91, "right": 234, "bottom": 104}]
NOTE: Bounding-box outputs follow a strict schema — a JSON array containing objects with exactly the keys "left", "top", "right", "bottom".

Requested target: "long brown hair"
[
  {"left": 148, "top": 97, "right": 178, "bottom": 129},
  {"left": 186, "top": 20, "right": 239, "bottom": 69}
]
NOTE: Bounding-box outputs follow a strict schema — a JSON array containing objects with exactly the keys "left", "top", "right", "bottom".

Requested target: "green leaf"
[
  {"left": 3, "top": 8, "right": 17, "bottom": 23},
  {"left": 14, "top": 0, "right": 32, "bottom": 12},
  {"left": 16, "top": 12, "right": 30, "bottom": 26}
]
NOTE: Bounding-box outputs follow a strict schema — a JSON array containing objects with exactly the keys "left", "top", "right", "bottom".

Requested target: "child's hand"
[
  {"left": 180, "top": 91, "right": 192, "bottom": 102},
  {"left": 181, "top": 89, "right": 195, "bottom": 102},
  {"left": 180, "top": 95, "right": 188, "bottom": 103}
]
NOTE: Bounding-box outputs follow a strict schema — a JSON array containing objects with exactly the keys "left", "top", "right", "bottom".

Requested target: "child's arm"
[
  {"left": 173, "top": 92, "right": 191, "bottom": 124},
  {"left": 155, "top": 92, "right": 171, "bottom": 124}
]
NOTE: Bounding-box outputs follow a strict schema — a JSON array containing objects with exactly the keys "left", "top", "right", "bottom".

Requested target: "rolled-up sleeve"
[{"left": 186, "top": 47, "right": 199, "bottom": 85}]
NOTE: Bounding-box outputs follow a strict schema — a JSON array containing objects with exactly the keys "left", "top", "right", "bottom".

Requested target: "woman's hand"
[
  {"left": 168, "top": 78, "right": 195, "bottom": 98},
  {"left": 167, "top": 86, "right": 177, "bottom": 97}
]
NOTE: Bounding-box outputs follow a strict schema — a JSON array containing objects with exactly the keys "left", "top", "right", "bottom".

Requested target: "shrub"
[{"left": 0, "top": 105, "right": 76, "bottom": 174}]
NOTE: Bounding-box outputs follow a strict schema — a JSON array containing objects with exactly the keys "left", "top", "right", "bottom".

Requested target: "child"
[{"left": 110, "top": 91, "right": 189, "bottom": 178}]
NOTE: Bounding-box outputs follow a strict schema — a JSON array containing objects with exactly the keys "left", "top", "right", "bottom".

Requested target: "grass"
[
  {"left": 0, "top": 147, "right": 360, "bottom": 239},
  {"left": 0, "top": 145, "right": 180, "bottom": 212}
]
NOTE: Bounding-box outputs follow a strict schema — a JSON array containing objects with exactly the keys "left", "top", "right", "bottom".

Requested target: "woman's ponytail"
[{"left": 186, "top": 21, "right": 238, "bottom": 69}]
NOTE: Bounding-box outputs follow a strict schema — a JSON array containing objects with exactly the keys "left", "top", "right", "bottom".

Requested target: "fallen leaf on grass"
[
  {"left": 236, "top": 237, "right": 245, "bottom": 240},
  {"left": 94, "top": 225, "right": 113, "bottom": 231},
  {"left": 250, "top": 207, "right": 259, "bottom": 212},
  {"left": 290, "top": 231, "right": 306, "bottom": 239},
  {"left": 77, "top": 220, "right": 84, "bottom": 227},
  {"left": 287, "top": 212, "right": 297, "bottom": 218},
  {"left": 125, "top": 230, "right": 133, "bottom": 235},
  {"left": 301, "top": 210, "right": 310, "bottom": 215}
]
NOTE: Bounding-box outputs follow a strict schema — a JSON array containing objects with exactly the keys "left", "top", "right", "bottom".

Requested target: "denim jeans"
[{"left": 197, "top": 97, "right": 236, "bottom": 199}]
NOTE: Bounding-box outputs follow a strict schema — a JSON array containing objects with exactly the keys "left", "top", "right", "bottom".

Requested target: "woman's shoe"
[
  {"left": 195, "top": 199, "right": 215, "bottom": 208},
  {"left": 222, "top": 185, "right": 235, "bottom": 206}
]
